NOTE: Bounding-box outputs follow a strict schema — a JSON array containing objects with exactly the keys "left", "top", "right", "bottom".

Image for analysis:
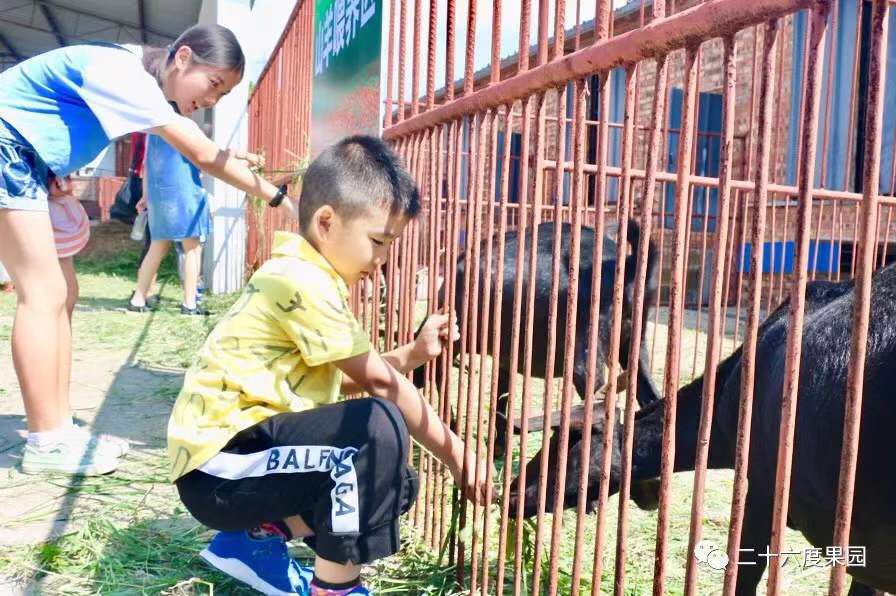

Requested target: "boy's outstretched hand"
[
  {"left": 448, "top": 443, "right": 496, "bottom": 506},
  {"left": 335, "top": 346, "right": 494, "bottom": 507},
  {"left": 413, "top": 313, "right": 460, "bottom": 362}
]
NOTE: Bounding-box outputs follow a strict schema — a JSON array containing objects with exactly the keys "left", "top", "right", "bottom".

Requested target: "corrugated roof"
[{"left": 0, "top": 0, "right": 202, "bottom": 71}]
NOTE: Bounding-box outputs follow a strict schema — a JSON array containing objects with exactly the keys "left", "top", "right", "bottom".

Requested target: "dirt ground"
[
  {"left": 0, "top": 349, "right": 182, "bottom": 546},
  {"left": 0, "top": 339, "right": 185, "bottom": 593}
]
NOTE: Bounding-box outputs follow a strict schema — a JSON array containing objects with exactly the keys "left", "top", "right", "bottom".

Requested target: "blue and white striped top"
[{"left": 0, "top": 44, "right": 178, "bottom": 176}]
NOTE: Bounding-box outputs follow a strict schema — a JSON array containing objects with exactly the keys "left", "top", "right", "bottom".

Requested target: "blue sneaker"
[{"left": 200, "top": 530, "right": 312, "bottom": 595}]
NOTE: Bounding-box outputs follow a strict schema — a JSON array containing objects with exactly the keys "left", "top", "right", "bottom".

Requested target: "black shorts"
[{"left": 175, "top": 398, "right": 419, "bottom": 565}]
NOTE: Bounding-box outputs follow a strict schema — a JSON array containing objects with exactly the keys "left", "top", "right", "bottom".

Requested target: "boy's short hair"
[{"left": 298, "top": 135, "right": 420, "bottom": 232}]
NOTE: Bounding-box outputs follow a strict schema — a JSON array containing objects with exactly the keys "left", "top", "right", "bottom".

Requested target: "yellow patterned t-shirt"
[{"left": 167, "top": 232, "right": 371, "bottom": 481}]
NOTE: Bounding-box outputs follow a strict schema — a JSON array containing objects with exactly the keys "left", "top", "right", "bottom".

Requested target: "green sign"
[{"left": 312, "top": 0, "right": 383, "bottom": 155}]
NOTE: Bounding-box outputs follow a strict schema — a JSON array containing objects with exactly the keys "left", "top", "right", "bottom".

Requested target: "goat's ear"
[
  {"left": 512, "top": 410, "right": 554, "bottom": 433},
  {"left": 568, "top": 401, "right": 606, "bottom": 430},
  {"left": 513, "top": 400, "right": 607, "bottom": 434}
]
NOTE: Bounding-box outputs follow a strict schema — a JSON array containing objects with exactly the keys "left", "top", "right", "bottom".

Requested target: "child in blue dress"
[
  {"left": 0, "top": 25, "right": 296, "bottom": 476},
  {"left": 128, "top": 128, "right": 259, "bottom": 315}
]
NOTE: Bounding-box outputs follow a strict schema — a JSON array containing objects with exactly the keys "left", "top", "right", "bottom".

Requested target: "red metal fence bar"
[
  {"left": 538, "top": 83, "right": 570, "bottom": 596},
  {"left": 615, "top": 39, "right": 668, "bottom": 596},
  {"left": 829, "top": 2, "right": 890, "bottom": 595},
  {"left": 480, "top": 102, "right": 513, "bottom": 593},
  {"left": 607, "top": 61, "right": 641, "bottom": 595},
  {"left": 767, "top": 3, "right": 827, "bottom": 594},
  {"left": 385, "top": 0, "right": 396, "bottom": 126},
  {"left": 490, "top": 0, "right": 502, "bottom": 85},
  {"left": 398, "top": 0, "right": 407, "bottom": 122},
  {"left": 566, "top": 77, "right": 592, "bottom": 596},
  {"left": 587, "top": 46, "right": 613, "bottom": 596},
  {"left": 412, "top": 0, "right": 422, "bottom": 116},
  {"left": 464, "top": 0, "right": 477, "bottom": 95},
  {"left": 518, "top": 0, "right": 532, "bottom": 75},
  {"left": 538, "top": 0, "right": 549, "bottom": 65},
  {"left": 723, "top": 19, "right": 778, "bottom": 594},
  {"left": 494, "top": 97, "right": 531, "bottom": 596},
  {"left": 426, "top": 0, "right": 436, "bottom": 107},
  {"left": 683, "top": 33, "right": 736, "bottom": 596},
  {"left": 512, "top": 91, "right": 547, "bottom": 596},
  {"left": 653, "top": 43, "right": 698, "bottom": 596}
]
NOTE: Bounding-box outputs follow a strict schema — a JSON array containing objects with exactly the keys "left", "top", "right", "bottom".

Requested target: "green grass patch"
[
  {"left": 2, "top": 510, "right": 258, "bottom": 595},
  {"left": 0, "top": 240, "right": 240, "bottom": 370},
  {"left": 0, "top": 512, "right": 466, "bottom": 595},
  {"left": 367, "top": 530, "right": 466, "bottom": 595}
]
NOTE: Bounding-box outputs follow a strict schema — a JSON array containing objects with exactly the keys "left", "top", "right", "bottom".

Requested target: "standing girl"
[
  {"left": 128, "top": 132, "right": 213, "bottom": 316},
  {"left": 46, "top": 173, "right": 131, "bottom": 459},
  {"left": 0, "top": 25, "right": 295, "bottom": 475}
]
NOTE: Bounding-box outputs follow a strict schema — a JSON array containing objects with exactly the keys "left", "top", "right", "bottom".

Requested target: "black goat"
[
  {"left": 508, "top": 271, "right": 896, "bottom": 595},
  {"left": 418, "top": 220, "right": 662, "bottom": 451}
]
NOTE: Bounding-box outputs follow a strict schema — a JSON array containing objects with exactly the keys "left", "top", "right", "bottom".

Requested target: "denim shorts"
[{"left": 0, "top": 119, "right": 49, "bottom": 212}]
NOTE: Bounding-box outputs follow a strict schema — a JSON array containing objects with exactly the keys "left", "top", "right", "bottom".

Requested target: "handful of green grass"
[{"left": 246, "top": 148, "right": 309, "bottom": 273}]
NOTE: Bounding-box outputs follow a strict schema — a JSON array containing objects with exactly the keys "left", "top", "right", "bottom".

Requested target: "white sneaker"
[
  {"left": 21, "top": 437, "right": 120, "bottom": 476},
  {"left": 71, "top": 424, "right": 131, "bottom": 459}
]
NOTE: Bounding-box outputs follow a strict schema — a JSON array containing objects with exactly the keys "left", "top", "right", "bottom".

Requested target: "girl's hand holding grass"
[{"left": 233, "top": 149, "right": 265, "bottom": 168}]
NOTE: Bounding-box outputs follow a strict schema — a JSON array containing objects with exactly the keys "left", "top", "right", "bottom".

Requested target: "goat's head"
[{"left": 505, "top": 401, "right": 661, "bottom": 518}]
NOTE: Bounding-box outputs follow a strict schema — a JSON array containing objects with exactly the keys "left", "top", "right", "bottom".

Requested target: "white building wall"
[
  {"left": 79, "top": 144, "right": 117, "bottom": 177},
  {"left": 197, "top": 0, "right": 305, "bottom": 293},
  {"left": 199, "top": 0, "right": 251, "bottom": 293}
]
